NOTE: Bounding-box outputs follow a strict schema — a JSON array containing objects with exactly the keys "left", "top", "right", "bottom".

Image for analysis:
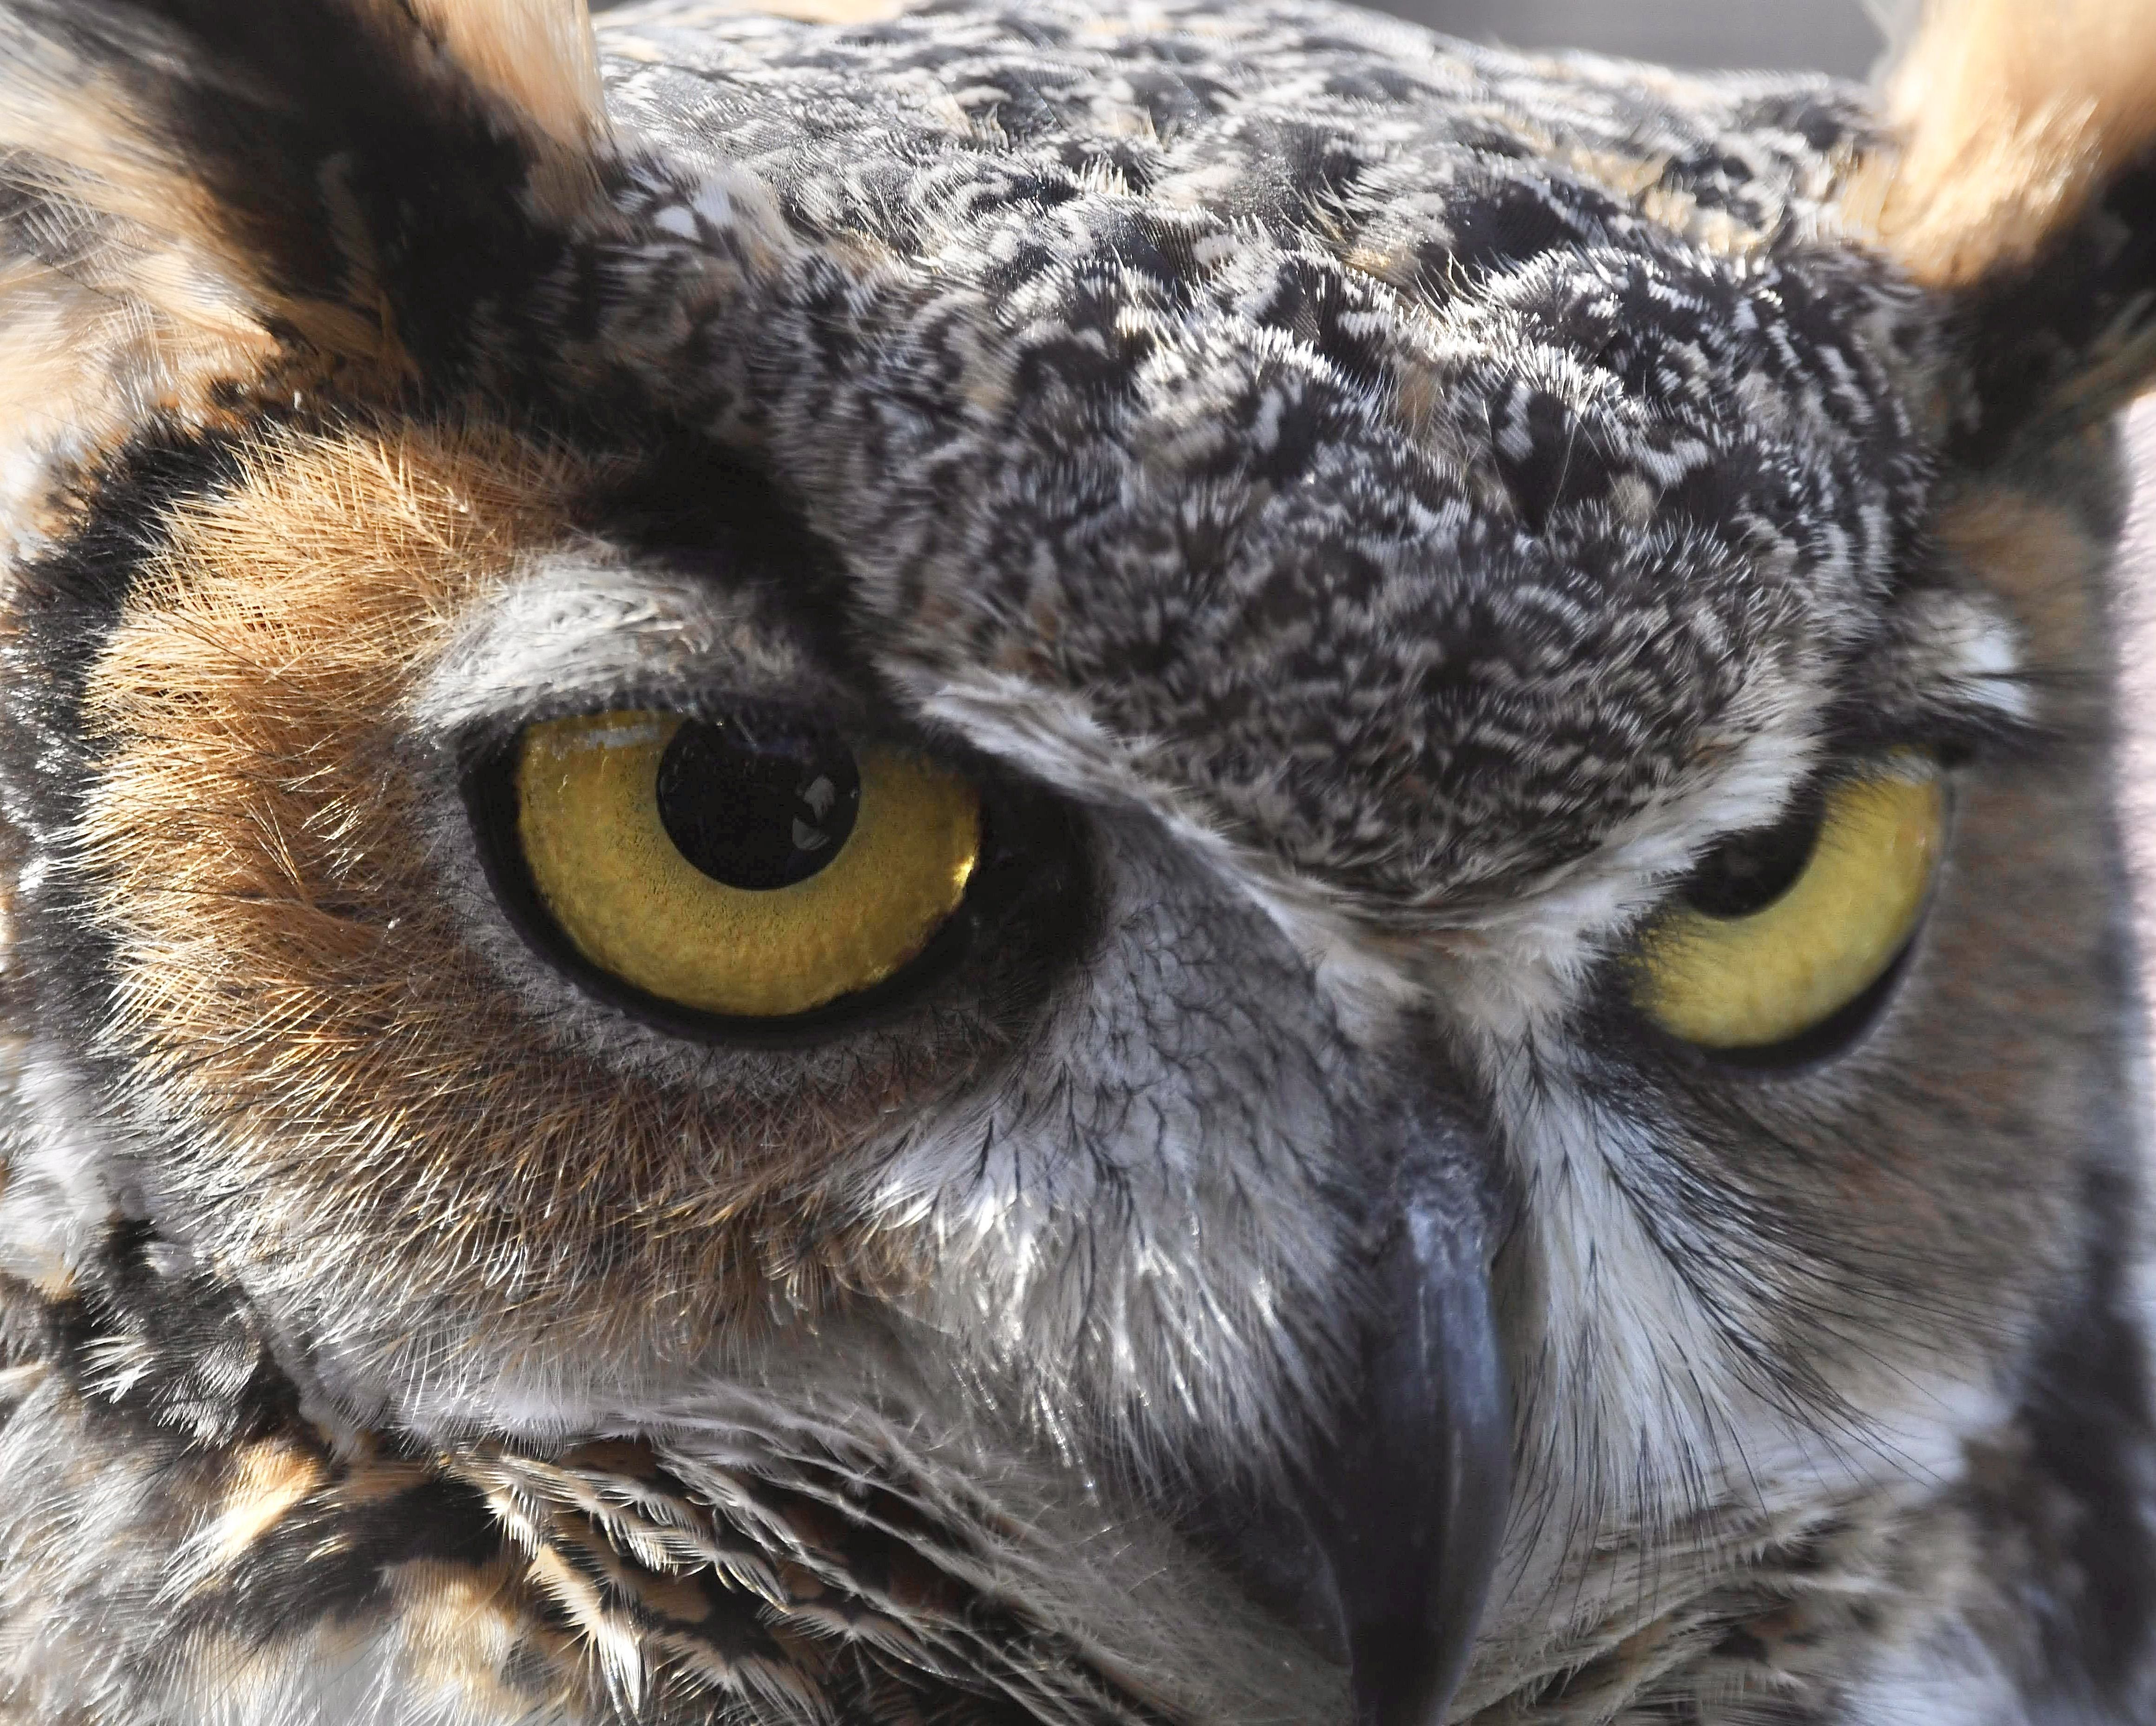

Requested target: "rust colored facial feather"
[{"left": 76, "top": 418, "right": 923, "bottom": 1398}]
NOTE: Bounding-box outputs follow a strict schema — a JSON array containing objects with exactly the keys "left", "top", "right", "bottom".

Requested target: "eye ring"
[
  {"left": 1632, "top": 763, "right": 1947, "bottom": 1060},
  {"left": 462, "top": 711, "right": 993, "bottom": 1047}
]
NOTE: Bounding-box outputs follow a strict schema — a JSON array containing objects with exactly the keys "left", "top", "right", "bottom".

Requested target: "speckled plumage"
[
  {"left": 0, "top": 0, "right": 2152, "bottom": 1723},
  {"left": 590, "top": 3, "right": 1945, "bottom": 913}
]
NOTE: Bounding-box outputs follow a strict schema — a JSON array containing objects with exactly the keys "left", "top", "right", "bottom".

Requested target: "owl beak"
[{"left": 1312, "top": 1150, "right": 1509, "bottom": 1726}]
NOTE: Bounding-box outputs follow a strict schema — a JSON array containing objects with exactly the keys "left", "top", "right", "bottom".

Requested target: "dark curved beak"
[{"left": 1311, "top": 1132, "right": 1510, "bottom": 1726}]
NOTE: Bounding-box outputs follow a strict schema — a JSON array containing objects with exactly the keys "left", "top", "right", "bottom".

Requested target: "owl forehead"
[{"left": 594, "top": 0, "right": 1936, "bottom": 904}]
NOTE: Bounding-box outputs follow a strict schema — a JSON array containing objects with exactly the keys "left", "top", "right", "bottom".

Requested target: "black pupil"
[
  {"left": 1682, "top": 800, "right": 1823, "bottom": 919},
  {"left": 655, "top": 718, "right": 861, "bottom": 891}
]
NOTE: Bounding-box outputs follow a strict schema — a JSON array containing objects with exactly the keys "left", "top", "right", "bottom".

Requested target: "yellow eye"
[
  {"left": 515, "top": 711, "right": 980, "bottom": 1019},
  {"left": 1633, "top": 766, "right": 1944, "bottom": 1051}
]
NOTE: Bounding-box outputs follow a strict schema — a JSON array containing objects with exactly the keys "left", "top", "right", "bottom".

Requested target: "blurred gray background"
[{"left": 1376, "top": 0, "right": 1884, "bottom": 75}]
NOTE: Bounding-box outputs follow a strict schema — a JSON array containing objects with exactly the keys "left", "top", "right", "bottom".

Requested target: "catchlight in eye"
[{"left": 510, "top": 710, "right": 980, "bottom": 1020}]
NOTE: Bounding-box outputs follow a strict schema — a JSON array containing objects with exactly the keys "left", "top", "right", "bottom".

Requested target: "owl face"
[{"left": 1, "top": 1, "right": 2154, "bottom": 1723}]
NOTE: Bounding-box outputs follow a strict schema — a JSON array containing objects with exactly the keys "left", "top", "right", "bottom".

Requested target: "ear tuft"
[
  {"left": 1842, "top": 0, "right": 2156, "bottom": 458},
  {"left": 1857, "top": 0, "right": 2156, "bottom": 290},
  {"left": 390, "top": 0, "right": 609, "bottom": 162},
  {"left": 0, "top": 0, "right": 622, "bottom": 471}
]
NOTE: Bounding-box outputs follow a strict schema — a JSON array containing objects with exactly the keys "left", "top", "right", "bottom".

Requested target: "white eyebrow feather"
[
  {"left": 905, "top": 656, "right": 1837, "bottom": 1040},
  {"left": 411, "top": 547, "right": 825, "bottom": 736}
]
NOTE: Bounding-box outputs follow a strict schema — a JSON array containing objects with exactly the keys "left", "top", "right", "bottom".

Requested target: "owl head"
[{"left": 0, "top": 0, "right": 2154, "bottom": 1722}]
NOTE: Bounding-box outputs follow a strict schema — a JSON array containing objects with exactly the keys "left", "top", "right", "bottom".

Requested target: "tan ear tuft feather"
[
  {"left": 1851, "top": 0, "right": 2156, "bottom": 288},
  {"left": 0, "top": 53, "right": 414, "bottom": 384},
  {"left": 0, "top": 0, "right": 618, "bottom": 435},
  {"left": 397, "top": 0, "right": 611, "bottom": 157}
]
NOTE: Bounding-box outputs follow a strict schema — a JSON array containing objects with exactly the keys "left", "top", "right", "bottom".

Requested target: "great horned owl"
[{"left": 0, "top": 0, "right": 2152, "bottom": 1720}]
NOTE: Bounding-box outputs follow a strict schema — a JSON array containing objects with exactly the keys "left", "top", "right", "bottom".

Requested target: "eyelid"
[{"left": 416, "top": 556, "right": 835, "bottom": 744}]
